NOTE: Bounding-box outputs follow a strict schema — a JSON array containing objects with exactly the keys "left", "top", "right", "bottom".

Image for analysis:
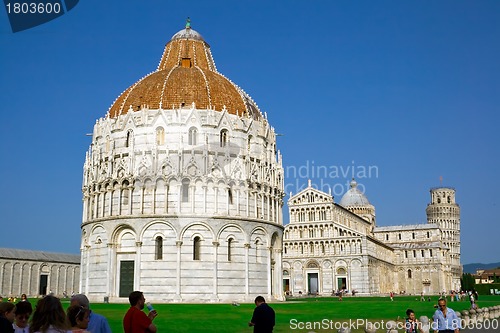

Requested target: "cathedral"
[
  {"left": 79, "top": 22, "right": 461, "bottom": 303},
  {"left": 80, "top": 23, "right": 285, "bottom": 303},
  {"left": 282, "top": 180, "right": 461, "bottom": 296}
]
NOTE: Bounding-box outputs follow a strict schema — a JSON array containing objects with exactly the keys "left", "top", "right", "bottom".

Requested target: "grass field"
[{"left": 44, "top": 295, "right": 500, "bottom": 332}]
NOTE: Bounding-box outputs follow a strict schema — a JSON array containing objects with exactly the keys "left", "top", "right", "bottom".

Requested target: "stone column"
[
  {"left": 128, "top": 185, "right": 133, "bottom": 215},
  {"left": 108, "top": 189, "right": 113, "bottom": 216},
  {"left": 212, "top": 241, "right": 219, "bottom": 300},
  {"left": 106, "top": 243, "right": 114, "bottom": 298},
  {"left": 246, "top": 189, "right": 249, "bottom": 217},
  {"left": 254, "top": 192, "right": 258, "bottom": 218},
  {"left": 267, "top": 195, "right": 270, "bottom": 221},
  {"left": 203, "top": 186, "right": 207, "bottom": 213},
  {"left": 152, "top": 187, "right": 156, "bottom": 214},
  {"left": 175, "top": 241, "right": 182, "bottom": 299},
  {"left": 244, "top": 243, "right": 250, "bottom": 296},
  {"left": 273, "top": 248, "right": 283, "bottom": 300},
  {"left": 82, "top": 194, "right": 89, "bottom": 222},
  {"left": 101, "top": 190, "right": 105, "bottom": 217},
  {"left": 267, "top": 247, "right": 272, "bottom": 297},
  {"left": 134, "top": 242, "right": 142, "bottom": 290},
  {"left": 164, "top": 185, "right": 169, "bottom": 214},
  {"left": 140, "top": 187, "right": 145, "bottom": 214},
  {"left": 84, "top": 245, "right": 91, "bottom": 294},
  {"left": 27, "top": 264, "right": 32, "bottom": 297}
]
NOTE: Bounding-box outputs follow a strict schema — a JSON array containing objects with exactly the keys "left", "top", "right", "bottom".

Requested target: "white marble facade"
[
  {"left": 80, "top": 26, "right": 285, "bottom": 303},
  {"left": 79, "top": 24, "right": 461, "bottom": 303},
  {"left": 283, "top": 181, "right": 461, "bottom": 296},
  {"left": 0, "top": 248, "right": 80, "bottom": 298}
]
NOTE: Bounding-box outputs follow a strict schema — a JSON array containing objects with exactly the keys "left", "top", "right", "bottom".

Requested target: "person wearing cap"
[{"left": 70, "top": 294, "right": 111, "bottom": 333}]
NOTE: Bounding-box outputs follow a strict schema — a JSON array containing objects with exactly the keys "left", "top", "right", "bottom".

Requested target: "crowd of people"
[
  {"left": 2, "top": 288, "right": 481, "bottom": 333},
  {"left": 1, "top": 291, "right": 275, "bottom": 333},
  {"left": 0, "top": 293, "right": 112, "bottom": 333}
]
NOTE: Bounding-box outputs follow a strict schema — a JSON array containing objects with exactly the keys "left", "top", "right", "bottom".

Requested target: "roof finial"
[
  {"left": 186, "top": 17, "right": 191, "bottom": 29},
  {"left": 439, "top": 175, "right": 443, "bottom": 186}
]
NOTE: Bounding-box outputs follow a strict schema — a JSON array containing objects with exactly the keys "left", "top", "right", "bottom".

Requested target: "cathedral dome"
[
  {"left": 339, "top": 179, "right": 371, "bottom": 207},
  {"left": 107, "top": 24, "right": 261, "bottom": 120}
]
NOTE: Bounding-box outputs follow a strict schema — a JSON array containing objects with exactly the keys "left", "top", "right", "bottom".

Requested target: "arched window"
[
  {"left": 189, "top": 127, "right": 197, "bottom": 145},
  {"left": 182, "top": 179, "right": 190, "bottom": 203},
  {"left": 156, "top": 127, "right": 165, "bottom": 145},
  {"left": 155, "top": 236, "right": 163, "bottom": 260},
  {"left": 247, "top": 135, "right": 252, "bottom": 152},
  {"left": 220, "top": 129, "right": 228, "bottom": 147},
  {"left": 227, "top": 238, "right": 233, "bottom": 261},
  {"left": 126, "top": 130, "right": 133, "bottom": 148},
  {"left": 121, "top": 188, "right": 129, "bottom": 206},
  {"left": 193, "top": 236, "right": 201, "bottom": 260},
  {"left": 430, "top": 249, "right": 433, "bottom": 257},
  {"left": 412, "top": 232, "right": 415, "bottom": 239},
  {"left": 228, "top": 188, "right": 233, "bottom": 205},
  {"left": 398, "top": 233, "right": 402, "bottom": 240},
  {"left": 408, "top": 269, "right": 412, "bottom": 279}
]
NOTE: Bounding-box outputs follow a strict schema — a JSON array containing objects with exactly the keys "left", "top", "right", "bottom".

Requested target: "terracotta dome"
[{"left": 107, "top": 25, "right": 261, "bottom": 119}]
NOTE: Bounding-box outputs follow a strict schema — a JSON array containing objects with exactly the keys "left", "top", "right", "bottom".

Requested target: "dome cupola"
[
  {"left": 339, "top": 179, "right": 376, "bottom": 225},
  {"left": 108, "top": 20, "right": 261, "bottom": 119},
  {"left": 339, "top": 179, "right": 371, "bottom": 207}
]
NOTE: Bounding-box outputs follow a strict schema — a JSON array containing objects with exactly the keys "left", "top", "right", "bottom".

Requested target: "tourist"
[
  {"left": 248, "top": 295, "right": 275, "bottom": 333},
  {"left": 29, "top": 295, "right": 71, "bottom": 333},
  {"left": 67, "top": 305, "right": 90, "bottom": 333},
  {"left": 70, "top": 294, "right": 111, "bottom": 333},
  {"left": 390, "top": 291, "right": 394, "bottom": 301},
  {"left": 404, "top": 309, "right": 422, "bottom": 333},
  {"left": 14, "top": 301, "right": 32, "bottom": 333},
  {"left": 123, "top": 291, "right": 157, "bottom": 333},
  {"left": 20, "top": 294, "right": 28, "bottom": 302},
  {"left": 432, "top": 298, "right": 460, "bottom": 333},
  {"left": 0, "top": 301, "right": 16, "bottom": 333}
]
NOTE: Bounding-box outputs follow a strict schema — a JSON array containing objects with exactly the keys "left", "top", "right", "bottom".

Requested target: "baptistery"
[{"left": 80, "top": 23, "right": 285, "bottom": 303}]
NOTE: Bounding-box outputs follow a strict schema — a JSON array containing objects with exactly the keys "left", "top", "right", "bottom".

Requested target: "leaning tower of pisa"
[{"left": 426, "top": 187, "right": 461, "bottom": 290}]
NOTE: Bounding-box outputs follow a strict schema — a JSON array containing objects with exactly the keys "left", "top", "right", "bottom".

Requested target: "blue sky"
[{"left": 0, "top": 1, "right": 498, "bottom": 264}]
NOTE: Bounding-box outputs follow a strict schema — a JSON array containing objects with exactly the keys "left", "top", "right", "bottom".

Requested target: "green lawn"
[{"left": 42, "top": 295, "right": 500, "bottom": 332}]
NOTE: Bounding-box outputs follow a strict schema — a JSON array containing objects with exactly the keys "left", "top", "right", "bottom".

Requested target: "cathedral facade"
[
  {"left": 282, "top": 180, "right": 460, "bottom": 296},
  {"left": 80, "top": 25, "right": 285, "bottom": 303}
]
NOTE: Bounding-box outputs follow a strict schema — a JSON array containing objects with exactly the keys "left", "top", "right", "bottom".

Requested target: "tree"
[{"left": 460, "top": 273, "right": 475, "bottom": 291}]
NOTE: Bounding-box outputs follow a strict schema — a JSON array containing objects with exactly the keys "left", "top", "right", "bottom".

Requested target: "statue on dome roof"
[{"left": 186, "top": 17, "right": 191, "bottom": 29}]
